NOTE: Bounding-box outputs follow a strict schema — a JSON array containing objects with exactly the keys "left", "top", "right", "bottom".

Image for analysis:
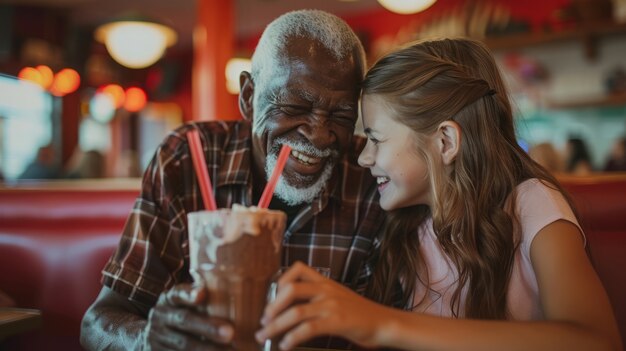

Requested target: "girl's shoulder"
[
  {"left": 514, "top": 178, "right": 582, "bottom": 246},
  {"left": 515, "top": 178, "right": 565, "bottom": 207}
]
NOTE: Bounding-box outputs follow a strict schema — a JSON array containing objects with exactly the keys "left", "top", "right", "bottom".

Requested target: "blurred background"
[{"left": 1, "top": 0, "right": 625, "bottom": 183}]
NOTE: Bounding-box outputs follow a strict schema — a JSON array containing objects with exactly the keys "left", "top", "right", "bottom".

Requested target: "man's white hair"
[{"left": 251, "top": 9, "right": 366, "bottom": 90}]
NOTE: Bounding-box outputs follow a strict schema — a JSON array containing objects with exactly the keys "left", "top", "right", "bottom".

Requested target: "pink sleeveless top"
[{"left": 411, "top": 179, "right": 582, "bottom": 320}]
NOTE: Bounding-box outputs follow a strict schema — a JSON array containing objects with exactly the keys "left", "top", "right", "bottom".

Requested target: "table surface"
[{"left": 0, "top": 308, "right": 42, "bottom": 339}]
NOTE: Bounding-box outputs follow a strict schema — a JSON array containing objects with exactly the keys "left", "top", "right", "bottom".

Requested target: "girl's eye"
[{"left": 369, "top": 137, "right": 380, "bottom": 145}]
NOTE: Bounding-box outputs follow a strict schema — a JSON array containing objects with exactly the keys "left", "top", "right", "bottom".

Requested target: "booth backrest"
[
  {"left": 0, "top": 180, "right": 139, "bottom": 351},
  {"left": 560, "top": 174, "right": 626, "bottom": 348},
  {"left": 0, "top": 188, "right": 136, "bottom": 228},
  {"left": 0, "top": 175, "right": 625, "bottom": 350},
  {"left": 560, "top": 175, "right": 626, "bottom": 232}
]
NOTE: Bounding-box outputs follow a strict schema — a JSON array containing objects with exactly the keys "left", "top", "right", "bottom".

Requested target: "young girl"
[{"left": 255, "top": 38, "right": 622, "bottom": 351}]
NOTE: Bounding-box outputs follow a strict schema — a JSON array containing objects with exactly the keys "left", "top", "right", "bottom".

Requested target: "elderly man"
[{"left": 80, "top": 9, "right": 383, "bottom": 350}]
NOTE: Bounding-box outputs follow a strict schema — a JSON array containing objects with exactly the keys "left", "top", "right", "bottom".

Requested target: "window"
[{"left": 0, "top": 74, "right": 55, "bottom": 181}]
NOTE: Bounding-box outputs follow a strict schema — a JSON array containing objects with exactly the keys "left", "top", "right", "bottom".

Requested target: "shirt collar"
[{"left": 308, "top": 160, "right": 344, "bottom": 214}]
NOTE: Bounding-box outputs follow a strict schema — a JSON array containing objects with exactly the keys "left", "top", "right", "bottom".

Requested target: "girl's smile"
[{"left": 358, "top": 94, "right": 432, "bottom": 211}]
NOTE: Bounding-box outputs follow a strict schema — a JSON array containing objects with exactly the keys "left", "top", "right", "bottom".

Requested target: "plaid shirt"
[{"left": 102, "top": 120, "right": 385, "bottom": 307}]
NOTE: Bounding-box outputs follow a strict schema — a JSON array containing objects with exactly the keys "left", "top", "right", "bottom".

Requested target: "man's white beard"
[{"left": 264, "top": 141, "right": 336, "bottom": 206}]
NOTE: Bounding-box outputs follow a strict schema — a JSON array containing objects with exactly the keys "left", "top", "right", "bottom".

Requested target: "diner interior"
[{"left": 0, "top": 0, "right": 625, "bottom": 350}]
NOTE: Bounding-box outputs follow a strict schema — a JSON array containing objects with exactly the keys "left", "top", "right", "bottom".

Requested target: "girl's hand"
[{"left": 255, "top": 261, "right": 389, "bottom": 350}]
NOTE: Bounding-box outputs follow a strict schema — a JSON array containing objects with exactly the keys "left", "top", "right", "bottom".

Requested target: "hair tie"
[{"left": 486, "top": 89, "right": 497, "bottom": 96}]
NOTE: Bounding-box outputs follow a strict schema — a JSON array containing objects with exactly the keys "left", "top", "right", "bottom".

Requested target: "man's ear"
[
  {"left": 436, "top": 120, "right": 461, "bottom": 165},
  {"left": 239, "top": 71, "right": 254, "bottom": 121}
]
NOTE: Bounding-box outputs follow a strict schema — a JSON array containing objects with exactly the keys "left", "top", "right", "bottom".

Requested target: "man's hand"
[{"left": 143, "top": 283, "right": 235, "bottom": 350}]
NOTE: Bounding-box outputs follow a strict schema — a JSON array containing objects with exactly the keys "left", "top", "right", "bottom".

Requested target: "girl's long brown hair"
[{"left": 364, "top": 38, "right": 570, "bottom": 319}]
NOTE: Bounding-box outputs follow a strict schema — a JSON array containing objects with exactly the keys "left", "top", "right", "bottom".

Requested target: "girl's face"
[{"left": 358, "top": 94, "right": 432, "bottom": 211}]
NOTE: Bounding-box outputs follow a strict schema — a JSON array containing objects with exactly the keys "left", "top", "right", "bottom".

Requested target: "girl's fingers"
[
  {"left": 278, "top": 318, "right": 333, "bottom": 350},
  {"left": 257, "top": 262, "right": 345, "bottom": 347},
  {"left": 263, "top": 281, "right": 321, "bottom": 320},
  {"left": 257, "top": 299, "right": 325, "bottom": 343},
  {"left": 277, "top": 261, "right": 327, "bottom": 286}
]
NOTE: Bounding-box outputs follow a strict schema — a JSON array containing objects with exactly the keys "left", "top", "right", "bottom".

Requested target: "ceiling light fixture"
[
  {"left": 95, "top": 14, "right": 177, "bottom": 69},
  {"left": 377, "top": 0, "right": 437, "bottom": 14}
]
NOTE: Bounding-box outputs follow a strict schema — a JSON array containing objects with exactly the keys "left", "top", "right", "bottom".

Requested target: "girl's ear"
[
  {"left": 437, "top": 120, "right": 461, "bottom": 165},
  {"left": 239, "top": 71, "right": 254, "bottom": 121}
]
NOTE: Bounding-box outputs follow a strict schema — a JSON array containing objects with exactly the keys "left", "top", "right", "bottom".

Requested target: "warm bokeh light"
[
  {"left": 50, "top": 68, "right": 81, "bottom": 96},
  {"left": 19, "top": 66, "right": 80, "bottom": 96},
  {"left": 377, "top": 0, "right": 436, "bottom": 14},
  {"left": 18, "top": 67, "right": 45, "bottom": 88},
  {"left": 95, "top": 21, "right": 177, "bottom": 69},
  {"left": 124, "top": 87, "right": 147, "bottom": 112},
  {"left": 101, "top": 84, "right": 125, "bottom": 108},
  {"left": 36, "top": 65, "right": 54, "bottom": 89}
]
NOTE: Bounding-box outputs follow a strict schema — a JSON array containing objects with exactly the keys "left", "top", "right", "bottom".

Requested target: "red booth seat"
[
  {"left": 0, "top": 180, "right": 138, "bottom": 350},
  {"left": 560, "top": 174, "right": 626, "bottom": 348},
  {"left": 0, "top": 175, "right": 625, "bottom": 350}
]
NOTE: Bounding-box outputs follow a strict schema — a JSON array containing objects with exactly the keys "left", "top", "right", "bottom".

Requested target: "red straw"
[
  {"left": 186, "top": 130, "right": 217, "bottom": 211},
  {"left": 258, "top": 144, "right": 292, "bottom": 208}
]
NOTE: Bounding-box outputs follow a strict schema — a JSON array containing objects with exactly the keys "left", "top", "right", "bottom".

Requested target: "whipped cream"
[{"left": 188, "top": 205, "right": 286, "bottom": 272}]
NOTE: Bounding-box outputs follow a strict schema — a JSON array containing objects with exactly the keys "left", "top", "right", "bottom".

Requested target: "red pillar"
[
  {"left": 193, "top": 0, "right": 237, "bottom": 121},
  {"left": 60, "top": 91, "right": 80, "bottom": 165}
]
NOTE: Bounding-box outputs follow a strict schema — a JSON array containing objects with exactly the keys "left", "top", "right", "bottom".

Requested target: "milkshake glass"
[{"left": 188, "top": 205, "right": 286, "bottom": 350}]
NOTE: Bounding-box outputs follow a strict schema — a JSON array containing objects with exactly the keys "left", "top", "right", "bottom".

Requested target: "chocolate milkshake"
[{"left": 188, "top": 205, "right": 286, "bottom": 351}]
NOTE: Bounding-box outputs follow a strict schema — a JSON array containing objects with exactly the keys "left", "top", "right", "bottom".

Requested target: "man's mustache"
[{"left": 271, "top": 137, "right": 339, "bottom": 159}]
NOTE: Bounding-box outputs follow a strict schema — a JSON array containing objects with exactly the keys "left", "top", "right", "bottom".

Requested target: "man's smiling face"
[{"left": 249, "top": 38, "right": 361, "bottom": 206}]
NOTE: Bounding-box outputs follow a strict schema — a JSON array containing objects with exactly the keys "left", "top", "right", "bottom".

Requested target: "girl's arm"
[{"left": 256, "top": 220, "right": 622, "bottom": 351}]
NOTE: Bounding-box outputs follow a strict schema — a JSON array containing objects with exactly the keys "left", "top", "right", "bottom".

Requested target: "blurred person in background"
[
  {"left": 65, "top": 149, "right": 106, "bottom": 179},
  {"left": 18, "top": 144, "right": 60, "bottom": 180},
  {"left": 113, "top": 150, "right": 142, "bottom": 178},
  {"left": 565, "top": 137, "right": 593, "bottom": 175},
  {"left": 528, "top": 142, "right": 565, "bottom": 174},
  {"left": 604, "top": 137, "right": 626, "bottom": 172}
]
